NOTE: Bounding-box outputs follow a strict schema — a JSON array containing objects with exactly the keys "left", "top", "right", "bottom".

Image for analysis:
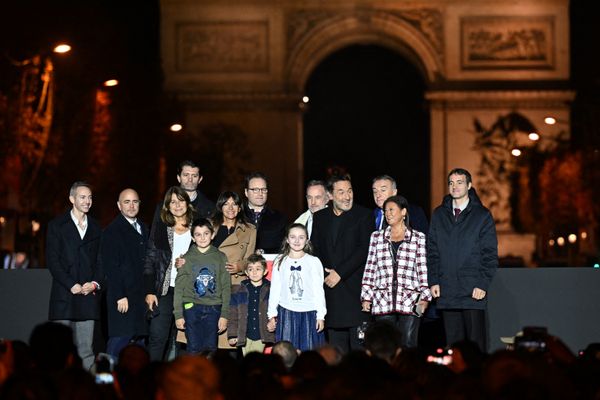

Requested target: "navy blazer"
[{"left": 46, "top": 211, "right": 104, "bottom": 320}]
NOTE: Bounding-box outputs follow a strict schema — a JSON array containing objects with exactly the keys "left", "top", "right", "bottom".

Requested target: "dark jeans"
[
  {"left": 106, "top": 336, "right": 146, "bottom": 359},
  {"left": 442, "top": 309, "right": 486, "bottom": 352},
  {"left": 375, "top": 313, "right": 421, "bottom": 348},
  {"left": 327, "top": 327, "right": 363, "bottom": 354},
  {"left": 183, "top": 304, "right": 221, "bottom": 354},
  {"left": 148, "top": 288, "right": 175, "bottom": 361}
]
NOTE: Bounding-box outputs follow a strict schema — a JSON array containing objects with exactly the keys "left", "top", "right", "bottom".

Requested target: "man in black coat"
[
  {"left": 243, "top": 172, "right": 287, "bottom": 254},
  {"left": 46, "top": 181, "right": 103, "bottom": 370},
  {"left": 311, "top": 174, "right": 372, "bottom": 353},
  {"left": 427, "top": 168, "right": 498, "bottom": 352},
  {"left": 101, "top": 188, "right": 149, "bottom": 358}
]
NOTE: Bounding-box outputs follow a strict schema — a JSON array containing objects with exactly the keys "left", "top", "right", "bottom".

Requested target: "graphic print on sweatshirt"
[
  {"left": 194, "top": 266, "right": 216, "bottom": 297},
  {"left": 289, "top": 264, "right": 303, "bottom": 300}
]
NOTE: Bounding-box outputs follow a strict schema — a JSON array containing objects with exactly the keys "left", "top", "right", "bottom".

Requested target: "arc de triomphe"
[{"left": 160, "top": 0, "right": 573, "bottom": 263}]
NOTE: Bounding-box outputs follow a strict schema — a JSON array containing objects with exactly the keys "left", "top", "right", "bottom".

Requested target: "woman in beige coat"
[{"left": 210, "top": 191, "right": 257, "bottom": 349}]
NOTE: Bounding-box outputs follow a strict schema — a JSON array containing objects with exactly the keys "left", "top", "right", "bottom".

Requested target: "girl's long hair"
[{"left": 274, "top": 223, "right": 314, "bottom": 270}]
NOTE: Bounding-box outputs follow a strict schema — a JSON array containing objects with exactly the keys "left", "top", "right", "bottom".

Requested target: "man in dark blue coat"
[
  {"left": 311, "top": 174, "right": 372, "bottom": 353},
  {"left": 101, "top": 188, "right": 149, "bottom": 358},
  {"left": 427, "top": 168, "right": 498, "bottom": 352},
  {"left": 47, "top": 181, "right": 103, "bottom": 370}
]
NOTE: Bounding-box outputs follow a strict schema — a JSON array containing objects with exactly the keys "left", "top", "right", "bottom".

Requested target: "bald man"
[{"left": 101, "top": 188, "right": 150, "bottom": 358}]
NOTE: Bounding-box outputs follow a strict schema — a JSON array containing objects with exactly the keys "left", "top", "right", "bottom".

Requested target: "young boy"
[
  {"left": 228, "top": 254, "right": 275, "bottom": 355},
  {"left": 174, "top": 218, "right": 230, "bottom": 354}
]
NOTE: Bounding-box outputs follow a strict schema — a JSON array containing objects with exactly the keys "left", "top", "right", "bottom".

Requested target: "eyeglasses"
[{"left": 248, "top": 188, "right": 268, "bottom": 194}]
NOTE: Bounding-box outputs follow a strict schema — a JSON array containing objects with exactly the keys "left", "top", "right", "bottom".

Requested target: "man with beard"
[{"left": 311, "top": 174, "right": 372, "bottom": 352}]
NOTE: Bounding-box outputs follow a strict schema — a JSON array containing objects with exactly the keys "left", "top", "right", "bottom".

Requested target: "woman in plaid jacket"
[{"left": 360, "top": 195, "right": 432, "bottom": 348}]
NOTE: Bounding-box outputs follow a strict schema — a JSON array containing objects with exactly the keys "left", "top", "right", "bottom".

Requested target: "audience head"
[
  {"left": 364, "top": 321, "right": 403, "bottom": 364},
  {"left": 272, "top": 341, "right": 298, "bottom": 370},
  {"left": 156, "top": 355, "right": 221, "bottom": 400},
  {"left": 29, "top": 322, "right": 78, "bottom": 372}
]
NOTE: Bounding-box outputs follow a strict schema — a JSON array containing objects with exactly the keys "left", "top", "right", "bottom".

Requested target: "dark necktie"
[
  {"left": 454, "top": 208, "right": 461, "bottom": 220},
  {"left": 375, "top": 208, "right": 383, "bottom": 230}
]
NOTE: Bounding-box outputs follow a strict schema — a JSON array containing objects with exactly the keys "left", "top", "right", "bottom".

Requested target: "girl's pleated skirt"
[{"left": 275, "top": 305, "right": 325, "bottom": 351}]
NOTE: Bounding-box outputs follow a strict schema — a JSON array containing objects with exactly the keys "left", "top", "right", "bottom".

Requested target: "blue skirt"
[{"left": 275, "top": 306, "right": 325, "bottom": 351}]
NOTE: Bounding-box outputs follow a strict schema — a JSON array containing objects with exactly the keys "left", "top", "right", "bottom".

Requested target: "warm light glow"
[
  {"left": 31, "top": 220, "right": 41, "bottom": 233},
  {"left": 528, "top": 132, "right": 540, "bottom": 141},
  {"left": 103, "top": 79, "right": 119, "bottom": 87},
  {"left": 568, "top": 234, "right": 577, "bottom": 244},
  {"left": 511, "top": 148, "right": 522, "bottom": 157},
  {"left": 0, "top": 216, "right": 5, "bottom": 225},
  {"left": 557, "top": 237, "right": 565, "bottom": 246},
  {"left": 53, "top": 44, "right": 72, "bottom": 54},
  {"left": 581, "top": 231, "right": 587, "bottom": 240},
  {"left": 302, "top": 96, "right": 309, "bottom": 103},
  {"left": 544, "top": 117, "right": 556, "bottom": 125},
  {"left": 548, "top": 239, "right": 555, "bottom": 247},
  {"left": 170, "top": 124, "right": 183, "bottom": 132}
]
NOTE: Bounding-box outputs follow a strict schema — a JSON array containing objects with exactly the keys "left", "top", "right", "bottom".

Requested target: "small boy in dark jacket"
[{"left": 228, "top": 254, "right": 275, "bottom": 355}]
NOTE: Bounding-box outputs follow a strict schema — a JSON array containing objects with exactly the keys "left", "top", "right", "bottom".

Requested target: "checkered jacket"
[{"left": 361, "top": 227, "right": 432, "bottom": 315}]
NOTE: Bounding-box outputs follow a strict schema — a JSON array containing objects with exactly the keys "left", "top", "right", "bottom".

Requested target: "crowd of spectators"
[{"left": 1, "top": 321, "right": 599, "bottom": 400}]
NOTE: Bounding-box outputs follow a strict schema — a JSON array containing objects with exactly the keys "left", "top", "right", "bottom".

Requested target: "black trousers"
[
  {"left": 327, "top": 327, "right": 363, "bottom": 354},
  {"left": 441, "top": 309, "right": 486, "bottom": 352},
  {"left": 148, "top": 287, "right": 175, "bottom": 361},
  {"left": 375, "top": 313, "right": 421, "bottom": 348}
]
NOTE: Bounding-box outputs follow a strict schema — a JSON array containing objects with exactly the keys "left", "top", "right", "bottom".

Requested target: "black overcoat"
[
  {"left": 47, "top": 211, "right": 104, "bottom": 320},
  {"left": 427, "top": 189, "right": 498, "bottom": 310},
  {"left": 311, "top": 204, "right": 372, "bottom": 328},
  {"left": 101, "top": 214, "right": 149, "bottom": 337}
]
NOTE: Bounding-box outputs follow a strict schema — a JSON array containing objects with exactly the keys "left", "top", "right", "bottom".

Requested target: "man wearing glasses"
[{"left": 243, "top": 172, "right": 287, "bottom": 254}]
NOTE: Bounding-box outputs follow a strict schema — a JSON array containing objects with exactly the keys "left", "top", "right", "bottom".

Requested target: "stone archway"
[{"left": 284, "top": 8, "right": 444, "bottom": 92}]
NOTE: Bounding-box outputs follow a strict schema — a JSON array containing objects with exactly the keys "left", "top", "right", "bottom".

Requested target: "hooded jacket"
[{"left": 427, "top": 188, "right": 498, "bottom": 310}]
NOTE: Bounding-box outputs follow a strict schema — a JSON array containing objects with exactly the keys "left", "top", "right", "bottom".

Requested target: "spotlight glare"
[
  {"left": 557, "top": 237, "right": 565, "bottom": 246},
  {"left": 544, "top": 117, "right": 556, "bottom": 125},
  {"left": 170, "top": 123, "right": 183, "bottom": 132},
  {"left": 302, "top": 96, "right": 309, "bottom": 103},
  {"left": 568, "top": 234, "right": 577, "bottom": 244},
  {"left": 103, "top": 79, "right": 119, "bottom": 87},
  {"left": 528, "top": 132, "right": 540, "bottom": 141},
  {"left": 53, "top": 44, "right": 72, "bottom": 54},
  {"left": 511, "top": 148, "right": 522, "bottom": 157}
]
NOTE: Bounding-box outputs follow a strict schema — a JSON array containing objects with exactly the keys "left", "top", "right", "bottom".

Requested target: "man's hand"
[
  {"left": 472, "top": 287, "right": 486, "bottom": 300},
  {"left": 217, "top": 318, "right": 228, "bottom": 334},
  {"left": 145, "top": 294, "right": 158, "bottom": 311},
  {"left": 228, "top": 338, "right": 238, "bottom": 346},
  {"left": 117, "top": 297, "right": 129, "bottom": 313},
  {"left": 70, "top": 283, "right": 82, "bottom": 294},
  {"left": 80, "top": 282, "right": 96, "bottom": 295},
  {"left": 361, "top": 301, "right": 372, "bottom": 312},
  {"left": 430, "top": 284, "right": 440, "bottom": 298},
  {"left": 324, "top": 268, "right": 341, "bottom": 288},
  {"left": 175, "top": 318, "right": 185, "bottom": 330}
]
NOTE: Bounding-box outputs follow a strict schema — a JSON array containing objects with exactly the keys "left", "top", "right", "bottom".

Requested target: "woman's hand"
[
  {"left": 225, "top": 262, "right": 242, "bottom": 275},
  {"left": 267, "top": 317, "right": 277, "bottom": 332},
  {"left": 175, "top": 255, "right": 186, "bottom": 269},
  {"left": 361, "top": 300, "right": 372, "bottom": 312}
]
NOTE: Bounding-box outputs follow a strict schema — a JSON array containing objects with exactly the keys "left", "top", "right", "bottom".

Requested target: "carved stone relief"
[
  {"left": 176, "top": 21, "right": 269, "bottom": 73},
  {"left": 461, "top": 16, "right": 555, "bottom": 70},
  {"left": 286, "top": 8, "right": 444, "bottom": 61}
]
